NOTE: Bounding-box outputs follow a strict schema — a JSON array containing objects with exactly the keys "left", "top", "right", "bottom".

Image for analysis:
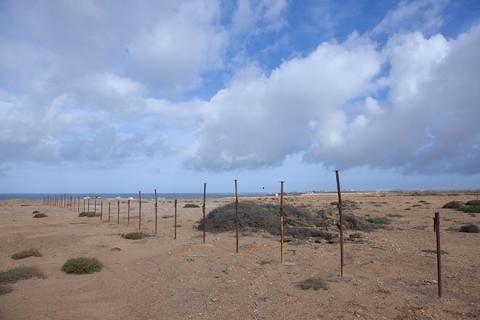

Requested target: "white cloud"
[{"left": 187, "top": 25, "right": 480, "bottom": 174}]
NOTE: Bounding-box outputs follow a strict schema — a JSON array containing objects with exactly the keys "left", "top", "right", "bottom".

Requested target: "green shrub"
[
  {"left": 33, "top": 213, "right": 48, "bottom": 218},
  {"left": 183, "top": 203, "right": 200, "bottom": 208},
  {"left": 461, "top": 206, "right": 480, "bottom": 213},
  {"left": 366, "top": 217, "right": 391, "bottom": 225},
  {"left": 121, "top": 231, "right": 149, "bottom": 240},
  {"left": 442, "top": 201, "right": 464, "bottom": 209},
  {"left": 79, "top": 211, "right": 98, "bottom": 217},
  {"left": 458, "top": 224, "right": 479, "bottom": 233},
  {"left": 465, "top": 200, "right": 480, "bottom": 206},
  {"left": 297, "top": 276, "right": 328, "bottom": 290},
  {"left": 11, "top": 249, "right": 42, "bottom": 260},
  {"left": 61, "top": 257, "right": 102, "bottom": 274},
  {"left": 0, "top": 266, "right": 45, "bottom": 284}
]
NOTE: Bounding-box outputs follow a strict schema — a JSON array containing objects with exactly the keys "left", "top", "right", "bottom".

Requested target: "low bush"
[
  {"left": 32, "top": 210, "right": 40, "bottom": 214},
  {"left": 461, "top": 206, "right": 480, "bottom": 213},
  {"left": 458, "top": 224, "right": 479, "bottom": 233},
  {"left": 121, "top": 231, "right": 149, "bottom": 240},
  {"left": 366, "top": 217, "right": 391, "bottom": 225},
  {"left": 183, "top": 203, "right": 200, "bottom": 208},
  {"left": 11, "top": 249, "right": 42, "bottom": 260},
  {"left": 79, "top": 211, "right": 98, "bottom": 217},
  {"left": 297, "top": 276, "right": 328, "bottom": 290},
  {"left": 0, "top": 285, "right": 13, "bottom": 296},
  {"left": 33, "top": 213, "right": 48, "bottom": 218},
  {"left": 61, "top": 257, "right": 102, "bottom": 274},
  {"left": 0, "top": 266, "right": 45, "bottom": 284},
  {"left": 465, "top": 200, "right": 480, "bottom": 206},
  {"left": 442, "top": 201, "right": 464, "bottom": 209}
]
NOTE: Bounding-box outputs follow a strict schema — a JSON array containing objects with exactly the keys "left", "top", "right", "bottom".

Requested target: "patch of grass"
[
  {"left": 11, "top": 249, "right": 42, "bottom": 260},
  {"left": 411, "top": 204, "right": 422, "bottom": 207},
  {"left": 183, "top": 203, "right": 200, "bottom": 208},
  {"left": 33, "top": 213, "right": 48, "bottom": 218},
  {"left": 0, "top": 285, "right": 13, "bottom": 296},
  {"left": 61, "top": 257, "right": 102, "bottom": 274},
  {"left": 79, "top": 211, "right": 99, "bottom": 217},
  {"left": 0, "top": 266, "right": 45, "bottom": 284},
  {"left": 258, "top": 259, "right": 273, "bottom": 265},
  {"left": 465, "top": 200, "right": 480, "bottom": 206},
  {"left": 297, "top": 276, "right": 328, "bottom": 291},
  {"left": 161, "top": 215, "right": 173, "bottom": 219},
  {"left": 422, "top": 249, "right": 448, "bottom": 255},
  {"left": 442, "top": 201, "right": 464, "bottom": 209},
  {"left": 330, "top": 200, "right": 359, "bottom": 209},
  {"left": 121, "top": 231, "right": 149, "bottom": 240},
  {"left": 366, "top": 217, "right": 391, "bottom": 225},
  {"left": 387, "top": 214, "right": 404, "bottom": 218},
  {"left": 32, "top": 210, "right": 40, "bottom": 214},
  {"left": 458, "top": 224, "right": 479, "bottom": 233}
]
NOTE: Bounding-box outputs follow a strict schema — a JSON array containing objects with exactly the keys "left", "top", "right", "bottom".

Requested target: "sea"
[{"left": 0, "top": 193, "right": 269, "bottom": 200}]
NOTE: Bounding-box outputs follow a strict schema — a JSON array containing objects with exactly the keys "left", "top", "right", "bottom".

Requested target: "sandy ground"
[{"left": 0, "top": 192, "right": 479, "bottom": 320}]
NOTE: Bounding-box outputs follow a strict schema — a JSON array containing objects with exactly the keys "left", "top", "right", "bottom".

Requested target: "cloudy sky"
[{"left": 1, "top": 0, "right": 479, "bottom": 193}]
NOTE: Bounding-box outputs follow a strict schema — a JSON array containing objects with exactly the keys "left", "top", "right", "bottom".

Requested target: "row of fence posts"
[{"left": 41, "top": 170, "right": 443, "bottom": 298}]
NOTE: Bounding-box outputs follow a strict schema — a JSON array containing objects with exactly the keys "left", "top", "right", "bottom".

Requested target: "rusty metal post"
[
  {"left": 117, "top": 200, "right": 120, "bottom": 224},
  {"left": 174, "top": 199, "right": 177, "bottom": 240},
  {"left": 434, "top": 212, "right": 442, "bottom": 298},
  {"left": 100, "top": 200, "right": 103, "bottom": 220},
  {"left": 83, "top": 198, "right": 85, "bottom": 212},
  {"left": 127, "top": 200, "right": 130, "bottom": 225},
  {"left": 108, "top": 201, "right": 111, "bottom": 221},
  {"left": 154, "top": 189, "right": 158, "bottom": 234},
  {"left": 87, "top": 198, "right": 90, "bottom": 212},
  {"left": 280, "top": 181, "right": 285, "bottom": 264},
  {"left": 94, "top": 197, "right": 97, "bottom": 215},
  {"left": 335, "top": 170, "right": 344, "bottom": 277},
  {"left": 78, "top": 197, "right": 80, "bottom": 212},
  {"left": 235, "top": 179, "right": 239, "bottom": 253},
  {"left": 138, "top": 191, "right": 142, "bottom": 230},
  {"left": 202, "top": 183, "right": 207, "bottom": 244}
]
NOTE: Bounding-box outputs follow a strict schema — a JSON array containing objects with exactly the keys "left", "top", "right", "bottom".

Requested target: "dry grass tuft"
[
  {"left": 11, "top": 248, "right": 42, "bottom": 260},
  {"left": 297, "top": 276, "right": 329, "bottom": 290},
  {"left": 0, "top": 266, "right": 45, "bottom": 284},
  {"left": 61, "top": 257, "right": 102, "bottom": 274},
  {"left": 121, "top": 231, "right": 149, "bottom": 240},
  {"left": 33, "top": 213, "right": 48, "bottom": 218}
]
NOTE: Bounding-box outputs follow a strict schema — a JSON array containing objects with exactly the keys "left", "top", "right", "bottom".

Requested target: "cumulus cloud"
[{"left": 187, "top": 25, "right": 480, "bottom": 174}]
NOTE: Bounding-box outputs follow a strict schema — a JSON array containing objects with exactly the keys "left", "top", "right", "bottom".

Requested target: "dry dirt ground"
[{"left": 0, "top": 192, "right": 479, "bottom": 320}]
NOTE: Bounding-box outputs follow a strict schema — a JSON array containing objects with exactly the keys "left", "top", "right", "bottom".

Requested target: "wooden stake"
[
  {"left": 235, "top": 179, "right": 239, "bottom": 253},
  {"left": 127, "top": 200, "right": 130, "bottom": 225},
  {"left": 202, "top": 183, "right": 207, "bottom": 244},
  {"left": 280, "top": 181, "right": 285, "bottom": 264},
  {"left": 174, "top": 199, "right": 177, "bottom": 240},
  {"left": 138, "top": 191, "right": 142, "bottom": 230},
  {"left": 154, "top": 189, "right": 158, "bottom": 234},
  {"left": 434, "top": 212, "right": 442, "bottom": 298},
  {"left": 335, "top": 170, "right": 344, "bottom": 277}
]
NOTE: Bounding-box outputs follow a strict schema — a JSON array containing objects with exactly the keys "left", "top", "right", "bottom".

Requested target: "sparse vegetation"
[
  {"left": 33, "top": 213, "right": 48, "bottom": 218},
  {"left": 79, "top": 211, "right": 99, "bottom": 217},
  {"left": 297, "top": 276, "right": 328, "bottom": 290},
  {"left": 11, "top": 248, "right": 42, "bottom": 260},
  {"left": 459, "top": 224, "right": 479, "bottom": 233},
  {"left": 121, "top": 231, "right": 149, "bottom": 240},
  {"left": 61, "top": 257, "right": 102, "bottom": 274},
  {"left": 330, "top": 200, "right": 359, "bottom": 209},
  {"left": 442, "top": 201, "right": 464, "bottom": 209},
  {"left": 32, "top": 210, "right": 40, "bottom": 214},
  {"left": 0, "top": 285, "right": 13, "bottom": 296},
  {"left": 387, "top": 214, "right": 404, "bottom": 218},
  {"left": 366, "top": 217, "right": 391, "bottom": 225},
  {"left": 0, "top": 266, "right": 45, "bottom": 284},
  {"left": 422, "top": 249, "right": 448, "bottom": 255},
  {"left": 462, "top": 206, "right": 480, "bottom": 213},
  {"left": 183, "top": 203, "right": 200, "bottom": 208},
  {"left": 465, "top": 200, "right": 480, "bottom": 206}
]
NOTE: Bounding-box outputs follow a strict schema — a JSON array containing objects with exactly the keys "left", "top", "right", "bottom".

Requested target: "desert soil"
[{"left": 0, "top": 192, "right": 479, "bottom": 320}]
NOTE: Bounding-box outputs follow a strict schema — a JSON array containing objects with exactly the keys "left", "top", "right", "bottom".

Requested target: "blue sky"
[{"left": 1, "top": 0, "right": 480, "bottom": 193}]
